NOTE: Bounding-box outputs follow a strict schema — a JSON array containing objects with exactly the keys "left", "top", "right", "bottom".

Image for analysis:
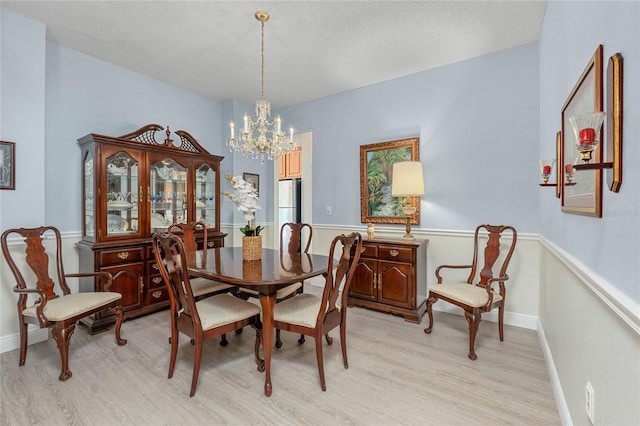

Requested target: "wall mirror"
[{"left": 561, "top": 45, "right": 603, "bottom": 217}]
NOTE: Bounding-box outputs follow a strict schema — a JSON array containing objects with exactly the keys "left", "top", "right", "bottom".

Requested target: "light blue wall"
[
  {"left": 0, "top": 8, "right": 46, "bottom": 230},
  {"left": 282, "top": 43, "right": 540, "bottom": 233},
  {"left": 44, "top": 42, "right": 223, "bottom": 232},
  {"left": 539, "top": 0, "right": 640, "bottom": 303}
]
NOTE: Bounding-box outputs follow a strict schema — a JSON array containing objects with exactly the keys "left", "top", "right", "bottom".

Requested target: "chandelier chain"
[{"left": 227, "top": 10, "right": 296, "bottom": 163}]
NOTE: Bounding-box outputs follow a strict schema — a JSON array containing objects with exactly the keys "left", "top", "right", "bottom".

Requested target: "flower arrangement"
[{"left": 223, "top": 174, "right": 264, "bottom": 236}]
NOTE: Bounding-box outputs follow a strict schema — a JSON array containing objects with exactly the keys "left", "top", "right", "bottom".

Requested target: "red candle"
[
  {"left": 565, "top": 164, "right": 574, "bottom": 174},
  {"left": 579, "top": 128, "right": 596, "bottom": 145},
  {"left": 542, "top": 165, "right": 551, "bottom": 175}
]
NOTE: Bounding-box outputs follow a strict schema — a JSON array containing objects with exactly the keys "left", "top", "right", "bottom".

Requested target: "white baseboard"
[
  {"left": 537, "top": 319, "right": 572, "bottom": 426},
  {"left": 0, "top": 327, "right": 49, "bottom": 354}
]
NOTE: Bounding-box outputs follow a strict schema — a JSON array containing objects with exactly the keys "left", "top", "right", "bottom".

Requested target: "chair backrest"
[
  {"left": 317, "top": 232, "right": 363, "bottom": 325},
  {"left": 1, "top": 226, "right": 69, "bottom": 303},
  {"left": 467, "top": 224, "right": 517, "bottom": 287},
  {"left": 168, "top": 221, "right": 207, "bottom": 253},
  {"left": 152, "top": 232, "right": 200, "bottom": 328},
  {"left": 280, "top": 222, "right": 312, "bottom": 254}
]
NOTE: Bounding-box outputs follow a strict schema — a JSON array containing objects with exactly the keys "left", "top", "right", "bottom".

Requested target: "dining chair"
[
  {"left": 152, "top": 232, "right": 264, "bottom": 397},
  {"left": 1, "top": 226, "right": 127, "bottom": 381},
  {"left": 168, "top": 221, "right": 237, "bottom": 345},
  {"left": 239, "top": 222, "right": 312, "bottom": 347},
  {"left": 272, "top": 232, "right": 363, "bottom": 391},
  {"left": 424, "top": 224, "right": 517, "bottom": 360}
]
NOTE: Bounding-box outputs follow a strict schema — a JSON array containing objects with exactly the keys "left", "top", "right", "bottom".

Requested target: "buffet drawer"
[{"left": 99, "top": 247, "right": 144, "bottom": 266}]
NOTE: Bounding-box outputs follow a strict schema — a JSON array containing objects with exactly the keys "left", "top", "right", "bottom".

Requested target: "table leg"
[{"left": 258, "top": 292, "right": 277, "bottom": 397}]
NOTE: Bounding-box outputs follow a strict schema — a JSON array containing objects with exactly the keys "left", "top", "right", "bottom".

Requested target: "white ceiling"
[{"left": 2, "top": 0, "right": 547, "bottom": 108}]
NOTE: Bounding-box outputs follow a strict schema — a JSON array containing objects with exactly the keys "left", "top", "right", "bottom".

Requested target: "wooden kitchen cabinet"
[
  {"left": 348, "top": 238, "right": 428, "bottom": 323},
  {"left": 278, "top": 147, "right": 302, "bottom": 179},
  {"left": 77, "top": 124, "right": 226, "bottom": 333}
]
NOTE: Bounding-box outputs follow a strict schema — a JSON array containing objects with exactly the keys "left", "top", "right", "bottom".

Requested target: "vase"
[
  {"left": 367, "top": 223, "right": 375, "bottom": 240},
  {"left": 242, "top": 235, "right": 262, "bottom": 260}
]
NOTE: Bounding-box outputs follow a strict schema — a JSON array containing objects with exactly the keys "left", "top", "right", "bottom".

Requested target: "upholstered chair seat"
[
  {"left": 22, "top": 292, "right": 122, "bottom": 321},
  {"left": 428, "top": 283, "right": 503, "bottom": 308},
  {"left": 190, "top": 277, "right": 235, "bottom": 299}
]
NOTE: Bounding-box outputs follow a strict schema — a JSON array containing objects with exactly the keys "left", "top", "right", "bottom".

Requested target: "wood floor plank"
[{"left": 1, "top": 284, "right": 560, "bottom": 425}]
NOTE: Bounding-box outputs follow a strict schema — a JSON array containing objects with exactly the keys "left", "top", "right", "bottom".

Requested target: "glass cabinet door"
[
  {"left": 195, "top": 164, "right": 217, "bottom": 228},
  {"left": 106, "top": 151, "right": 139, "bottom": 237},
  {"left": 83, "top": 152, "right": 95, "bottom": 238},
  {"left": 150, "top": 157, "right": 188, "bottom": 232}
]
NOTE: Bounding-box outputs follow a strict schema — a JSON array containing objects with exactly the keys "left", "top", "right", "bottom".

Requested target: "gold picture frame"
[
  {"left": 561, "top": 45, "right": 603, "bottom": 217},
  {"left": 360, "top": 137, "right": 420, "bottom": 224}
]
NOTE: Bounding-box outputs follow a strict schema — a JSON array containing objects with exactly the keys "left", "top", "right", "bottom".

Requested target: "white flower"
[{"left": 223, "top": 174, "right": 261, "bottom": 222}]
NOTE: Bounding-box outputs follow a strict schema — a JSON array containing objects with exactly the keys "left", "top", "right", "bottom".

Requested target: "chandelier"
[{"left": 227, "top": 11, "right": 296, "bottom": 163}]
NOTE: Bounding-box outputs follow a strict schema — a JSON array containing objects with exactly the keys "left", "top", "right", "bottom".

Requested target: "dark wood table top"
[{"left": 186, "top": 247, "right": 330, "bottom": 293}]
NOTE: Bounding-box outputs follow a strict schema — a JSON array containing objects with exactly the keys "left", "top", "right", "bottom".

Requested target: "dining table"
[{"left": 185, "top": 246, "right": 330, "bottom": 397}]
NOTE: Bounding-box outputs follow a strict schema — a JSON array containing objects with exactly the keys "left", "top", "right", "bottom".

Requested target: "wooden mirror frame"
[
  {"left": 360, "top": 137, "right": 420, "bottom": 224},
  {"left": 561, "top": 45, "right": 603, "bottom": 217}
]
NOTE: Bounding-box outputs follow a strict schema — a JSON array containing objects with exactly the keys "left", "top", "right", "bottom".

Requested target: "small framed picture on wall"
[
  {"left": 0, "top": 141, "right": 15, "bottom": 190},
  {"left": 243, "top": 172, "right": 259, "bottom": 196}
]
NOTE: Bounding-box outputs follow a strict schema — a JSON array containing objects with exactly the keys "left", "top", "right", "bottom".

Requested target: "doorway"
[{"left": 273, "top": 131, "right": 312, "bottom": 249}]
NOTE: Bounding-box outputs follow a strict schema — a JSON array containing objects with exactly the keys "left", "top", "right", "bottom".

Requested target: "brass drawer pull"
[
  {"left": 360, "top": 247, "right": 366, "bottom": 254},
  {"left": 389, "top": 249, "right": 399, "bottom": 257},
  {"left": 207, "top": 241, "right": 215, "bottom": 248},
  {"left": 152, "top": 277, "right": 162, "bottom": 284},
  {"left": 152, "top": 290, "right": 162, "bottom": 299},
  {"left": 152, "top": 263, "right": 159, "bottom": 270},
  {"left": 117, "top": 251, "right": 129, "bottom": 260}
]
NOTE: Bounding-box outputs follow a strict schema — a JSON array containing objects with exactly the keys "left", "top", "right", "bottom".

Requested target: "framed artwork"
[
  {"left": 360, "top": 137, "right": 420, "bottom": 224},
  {"left": 243, "top": 172, "right": 259, "bottom": 196},
  {"left": 0, "top": 141, "right": 15, "bottom": 190},
  {"left": 561, "top": 45, "right": 603, "bottom": 217}
]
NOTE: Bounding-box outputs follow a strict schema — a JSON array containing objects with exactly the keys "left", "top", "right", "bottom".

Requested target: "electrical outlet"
[
  {"left": 326, "top": 205, "right": 332, "bottom": 215},
  {"left": 586, "top": 382, "right": 595, "bottom": 424}
]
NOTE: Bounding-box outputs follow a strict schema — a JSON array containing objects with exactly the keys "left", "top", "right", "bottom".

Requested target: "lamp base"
[{"left": 403, "top": 215, "right": 414, "bottom": 239}]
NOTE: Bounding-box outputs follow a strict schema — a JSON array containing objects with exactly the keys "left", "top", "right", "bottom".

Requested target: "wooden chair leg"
[
  {"left": 464, "top": 311, "right": 481, "bottom": 360},
  {"left": 190, "top": 338, "right": 204, "bottom": 397},
  {"left": 275, "top": 328, "right": 282, "bottom": 348},
  {"left": 251, "top": 324, "right": 265, "bottom": 373},
  {"left": 51, "top": 322, "right": 76, "bottom": 381},
  {"left": 340, "top": 322, "right": 348, "bottom": 369},
  {"left": 18, "top": 320, "right": 28, "bottom": 366},
  {"left": 220, "top": 333, "right": 228, "bottom": 346},
  {"left": 298, "top": 334, "right": 306, "bottom": 345},
  {"left": 423, "top": 294, "right": 437, "bottom": 334},
  {"left": 168, "top": 323, "right": 179, "bottom": 379},
  {"left": 324, "top": 334, "right": 332, "bottom": 345},
  {"left": 111, "top": 305, "right": 127, "bottom": 346},
  {"left": 498, "top": 304, "right": 505, "bottom": 341},
  {"left": 314, "top": 335, "right": 326, "bottom": 391}
]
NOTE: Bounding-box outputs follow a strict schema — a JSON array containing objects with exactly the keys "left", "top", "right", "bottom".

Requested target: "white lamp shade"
[{"left": 391, "top": 161, "right": 425, "bottom": 197}]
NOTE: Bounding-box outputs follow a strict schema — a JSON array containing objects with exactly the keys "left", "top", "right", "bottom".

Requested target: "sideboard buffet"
[
  {"left": 348, "top": 238, "right": 428, "bottom": 323},
  {"left": 77, "top": 124, "right": 225, "bottom": 333}
]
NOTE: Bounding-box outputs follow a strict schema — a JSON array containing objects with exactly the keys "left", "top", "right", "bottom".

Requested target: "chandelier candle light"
[{"left": 227, "top": 11, "right": 296, "bottom": 163}]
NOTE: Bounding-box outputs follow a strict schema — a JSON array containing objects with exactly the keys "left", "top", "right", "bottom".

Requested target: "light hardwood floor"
[{"left": 1, "top": 282, "right": 560, "bottom": 425}]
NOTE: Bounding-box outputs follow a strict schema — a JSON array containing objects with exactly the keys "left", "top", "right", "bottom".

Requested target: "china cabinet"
[
  {"left": 77, "top": 124, "right": 225, "bottom": 332},
  {"left": 348, "top": 238, "right": 427, "bottom": 323}
]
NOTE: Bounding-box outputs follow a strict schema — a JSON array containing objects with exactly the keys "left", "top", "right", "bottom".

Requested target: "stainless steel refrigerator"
[{"left": 279, "top": 178, "right": 302, "bottom": 231}]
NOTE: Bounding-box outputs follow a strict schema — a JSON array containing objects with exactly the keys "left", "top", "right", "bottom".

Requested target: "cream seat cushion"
[
  {"left": 22, "top": 292, "right": 122, "bottom": 321},
  {"left": 190, "top": 277, "right": 234, "bottom": 298},
  {"left": 195, "top": 293, "right": 261, "bottom": 330},
  {"left": 273, "top": 293, "right": 331, "bottom": 328},
  {"left": 242, "top": 282, "right": 302, "bottom": 300},
  {"left": 429, "top": 283, "right": 503, "bottom": 307}
]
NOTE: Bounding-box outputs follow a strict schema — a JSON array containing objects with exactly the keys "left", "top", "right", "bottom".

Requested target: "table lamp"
[{"left": 391, "top": 161, "right": 424, "bottom": 239}]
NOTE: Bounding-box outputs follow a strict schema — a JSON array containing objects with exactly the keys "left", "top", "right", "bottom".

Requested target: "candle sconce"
[
  {"left": 538, "top": 158, "right": 556, "bottom": 186},
  {"left": 570, "top": 53, "right": 623, "bottom": 193}
]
